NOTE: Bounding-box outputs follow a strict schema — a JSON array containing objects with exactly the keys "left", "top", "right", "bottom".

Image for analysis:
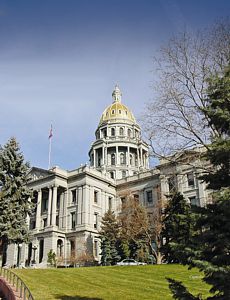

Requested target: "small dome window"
[
  {"left": 106, "top": 112, "right": 108, "bottom": 116},
  {"left": 119, "top": 127, "right": 124, "bottom": 136},
  {"left": 125, "top": 111, "right": 128, "bottom": 115},
  {"left": 111, "top": 128, "right": 115, "bottom": 136},
  {"left": 119, "top": 110, "right": 122, "bottom": 114},
  {"left": 112, "top": 110, "right": 115, "bottom": 114}
]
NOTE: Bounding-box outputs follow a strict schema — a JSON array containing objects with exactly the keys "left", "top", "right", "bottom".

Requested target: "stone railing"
[{"left": 0, "top": 267, "right": 34, "bottom": 300}]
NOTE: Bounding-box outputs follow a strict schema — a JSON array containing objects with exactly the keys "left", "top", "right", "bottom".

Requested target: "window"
[
  {"left": 119, "top": 127, "right": 124, "bottom": 136},
  {"left": 43, "top": 218, "right": 47, "bottom": 228},
  {"left": 102, "top": 129, "right": 107, "bottom": 138},
  {"left": 71, "top": 212, "right": 76, "bottom": 229},
  {"left": 30, "top": 220, "right": 36, "bottom": 230},
  {"left": 127, "top": 129, "right": 131, "bottom": 137},
  {"left": 133, "top": 194, "right": 139, "bottom": 202},
  {"left": 42, "top": 198, "right": 48, "bottom": 213},
  {"left": 111, "top": 128, "right": 115, "bottom": 136},
  {"left": 129, "top": 154, "right": 133, "bottom": 165},
  {"left": 108, "top": 197, "right": 112, "bottom": 210},
  {"left": 189, "top": 196, "right": 199, "bottom": 206},
  {"left": 56, "top": 215, "right": 59, "bottom": 227},
  {"left": 94, "top": 190, "right": 98, "bottom": 204},
  {"left": 119, "top": 110, "right": 122, "bottom": 114},
  {"left": 94, "top": 240, "right": 98, "bottom": 257},
  {"left": 122, "top": 170, "right": 126, "bottom": 178},
  {"left": 135, "top": 154, "right": 138, "bottom": 166},
  {"left": 110, "top": 171, "right": 114, "bottom": 179},
  {"left": 120, "top": 153, "right": 126, "bottom": 165},
  {"left": 111, "top": 153, "right": 115, "bottom": 165},
  {"left": 146, "top": 190, "right": 153, "bottom": 203},
  {"left": 187, "top": 172, "right": 195, "bottom": 187},
  {"left": 57, "top": 194, "right": 60, "bottom": 209},
  {"left": 94, "top": 213, "right": 98, "bottom": 229},
  {"left": 168, "top": 176, "right": 177, "bottom": 192},
  {"left": 112, "top": 110, "right": 115, "bottom": 114},
  {"left": 72, "top": 190, "right": 76, "bottom": 203}
]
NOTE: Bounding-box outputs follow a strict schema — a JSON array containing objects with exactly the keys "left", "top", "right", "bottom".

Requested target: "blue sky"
[{"left": 0, "top": 0, "right": 229, "bottom": 170}]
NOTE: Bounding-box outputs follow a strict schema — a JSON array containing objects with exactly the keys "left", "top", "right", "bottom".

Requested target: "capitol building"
[{"left": 6, "top": 86, "right": 211, "bottom": 267}]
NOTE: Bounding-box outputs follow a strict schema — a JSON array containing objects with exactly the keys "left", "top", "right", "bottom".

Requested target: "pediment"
[{"left": 28, "top": 167, "right": 53, "bottom": 182}]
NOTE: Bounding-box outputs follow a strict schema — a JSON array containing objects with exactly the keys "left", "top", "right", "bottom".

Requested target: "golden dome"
[{"left": 99, "top": 85, "right": 136, "bottom": 125}]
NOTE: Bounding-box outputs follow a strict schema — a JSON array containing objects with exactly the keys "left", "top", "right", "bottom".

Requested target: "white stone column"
[
  {"left": 77, "top": 187, "right": 83, "bottom": 225},
  {"left": 127, "top": 146, "right": 130, "bottom": 165},
  {"left": 51, "top": 186, "right": 58, "bottom": 226},
  {"left": 47, "top": 187, "right": 52, "bottom": 226},
  {"left": 59, "top": 191, "right": 64, "bottom": 229},
  {"left": 140, "top": 146, "right": 143, "bottom": 167},
  {"left": 102, "top": 146, "right": 104, "bottom": 166},
  {"left": 137, "top": 148, "right": 140, "bottom": 168},
  {"left": 82, "top": 186, "right": 86, "bottom": 225},
  {"left": 35, "top": 189, "right": 42, "bottom": 229},
  {"left": 63, "top": 190, "right": 68, "bottom": 229},
  {"left": 105, "top": 146, "right": 108, "bottom": 166},
  {"left": 116, "top": 146, "right": 119, "bottom": 165},
  {"left": 93, "top": 149, "right": 96, "bottom": 167}
]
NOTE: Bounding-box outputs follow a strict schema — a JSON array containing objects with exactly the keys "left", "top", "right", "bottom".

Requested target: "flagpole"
[
  {"left": 48, "top": 124, "right": 53, "bottom": 169},
  {"left": 48, "top": 136, "right": 52, "bottom": 169}
]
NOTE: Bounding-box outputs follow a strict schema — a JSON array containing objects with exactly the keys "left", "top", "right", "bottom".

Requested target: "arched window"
[
  {"left": 120, "top": 153, "right": 126, "bottom": 165},
  {"left": 111, "top": 153, "right": 115, "bottom": 165},
  {"left": 102, "top": 129, "right": 107, "bottom": 138},
  {"left": 122, "top": 170, "right": 126, "bottom": 178},
  {"left": 127, "top": 129, "right": 131, "bottom": 138},
  {"left": 135, "top": 154, "right": 138, "bottom": 166},
  {"left": 119, "top": 127, "right": 124, "bottom": 136},
  {"left": 111, "top": 128, "right": 115, "bottom": 136}
]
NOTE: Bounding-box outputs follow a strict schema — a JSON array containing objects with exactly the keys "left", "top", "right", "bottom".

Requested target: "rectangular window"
[
  {"left": 108, "top": 197, "right": 112, "bottom": 210},
  {"left": 94, "top": 213, "right": 98, "bottom": 229},
  {"left": 71, "top": 212, "right": 76, "bottom": 229},
  {"left": 57, "top": 194, "right": 60, "bottom": 209},
  {"left": 187, "top": 173, "right": 195, "bottom": 187},
  {"left": 56, "top": 215, "right": 59, "bottom": 227},
  {"left": 189, "top": 196, "right": 199, "bottom": 206},
  {"left": 94, "top": 240, "right": 98, "bottom": 257},
  {"left": 146, "top": 191, "right": 153, "bottom": 203},
  {"left": 30, "top": 220, "right": 36, "bottom": 230},
  {"left": 94, "top": 191, "right": 98, "bottom": 204},
  {"left": 43, "top": 218, "right": 47, "bottom": 228},
  {"left": 72, "top": 190, "right": 76, "bottom": 203},
  {"left": 168, "top": 176, "right": 177, "bottom": 192}
]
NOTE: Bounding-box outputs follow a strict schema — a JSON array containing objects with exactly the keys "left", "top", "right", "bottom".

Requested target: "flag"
[{"left": 49, "top": 125, "right": 53, "bottom": 139}]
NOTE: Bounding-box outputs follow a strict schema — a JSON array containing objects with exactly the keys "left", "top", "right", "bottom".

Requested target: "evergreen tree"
[
  {"left": 99, "top": 209, "right": 120, "bottom": 265},
  {"left": 202, "top": 64, "right": 230, "bottom": 189},
  {"left": 0, "top": 137, "right": 32, "bottom": 266},
  {"left": 168, "top": 64, "right": 230, "bottom": 299},
  {"left": 162, "top": 192, "right": 196, "bottom": 264}
]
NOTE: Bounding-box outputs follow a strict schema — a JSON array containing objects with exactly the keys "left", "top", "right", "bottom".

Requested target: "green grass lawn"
[{"left": 15, "top": 265, "right": 211, "bottom": 300}]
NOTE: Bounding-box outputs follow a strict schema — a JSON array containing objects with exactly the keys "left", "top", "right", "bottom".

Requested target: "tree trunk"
[{"left": 156, "top": 252, "right": 163, "bottom": 265}]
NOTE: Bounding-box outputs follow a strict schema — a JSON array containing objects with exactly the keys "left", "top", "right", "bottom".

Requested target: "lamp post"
[
  {"left": 32, "top": 245, "right": 37, "bottom": 265},
  {"left": 17, "top": 243, "right": 22, "bottom": 268}
]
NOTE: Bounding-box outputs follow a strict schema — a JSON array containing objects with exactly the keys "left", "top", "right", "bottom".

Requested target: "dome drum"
[{"left": 89, "top": 85, "right": 149, "bottom": 180}]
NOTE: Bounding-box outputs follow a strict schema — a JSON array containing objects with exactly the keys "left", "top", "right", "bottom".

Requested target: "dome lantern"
[{"left": 112, "top": 85, "right": 122, "bottom": 103}]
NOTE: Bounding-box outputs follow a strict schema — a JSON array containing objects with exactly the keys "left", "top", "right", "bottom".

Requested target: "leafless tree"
[
  {"left": 142, "top": 19, "right": 230, "bottom": 160},
  {"left": 119, "top": 189, "right": 165, "bottom": 264}
]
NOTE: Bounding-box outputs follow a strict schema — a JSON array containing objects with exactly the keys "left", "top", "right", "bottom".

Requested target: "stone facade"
[{"left": 5, "top": 86, "right": 211, "bottom": 268}]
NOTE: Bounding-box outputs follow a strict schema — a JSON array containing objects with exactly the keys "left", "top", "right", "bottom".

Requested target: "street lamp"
[{"left": 17, "top": 243, "right": 22, "bottom": 268}]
